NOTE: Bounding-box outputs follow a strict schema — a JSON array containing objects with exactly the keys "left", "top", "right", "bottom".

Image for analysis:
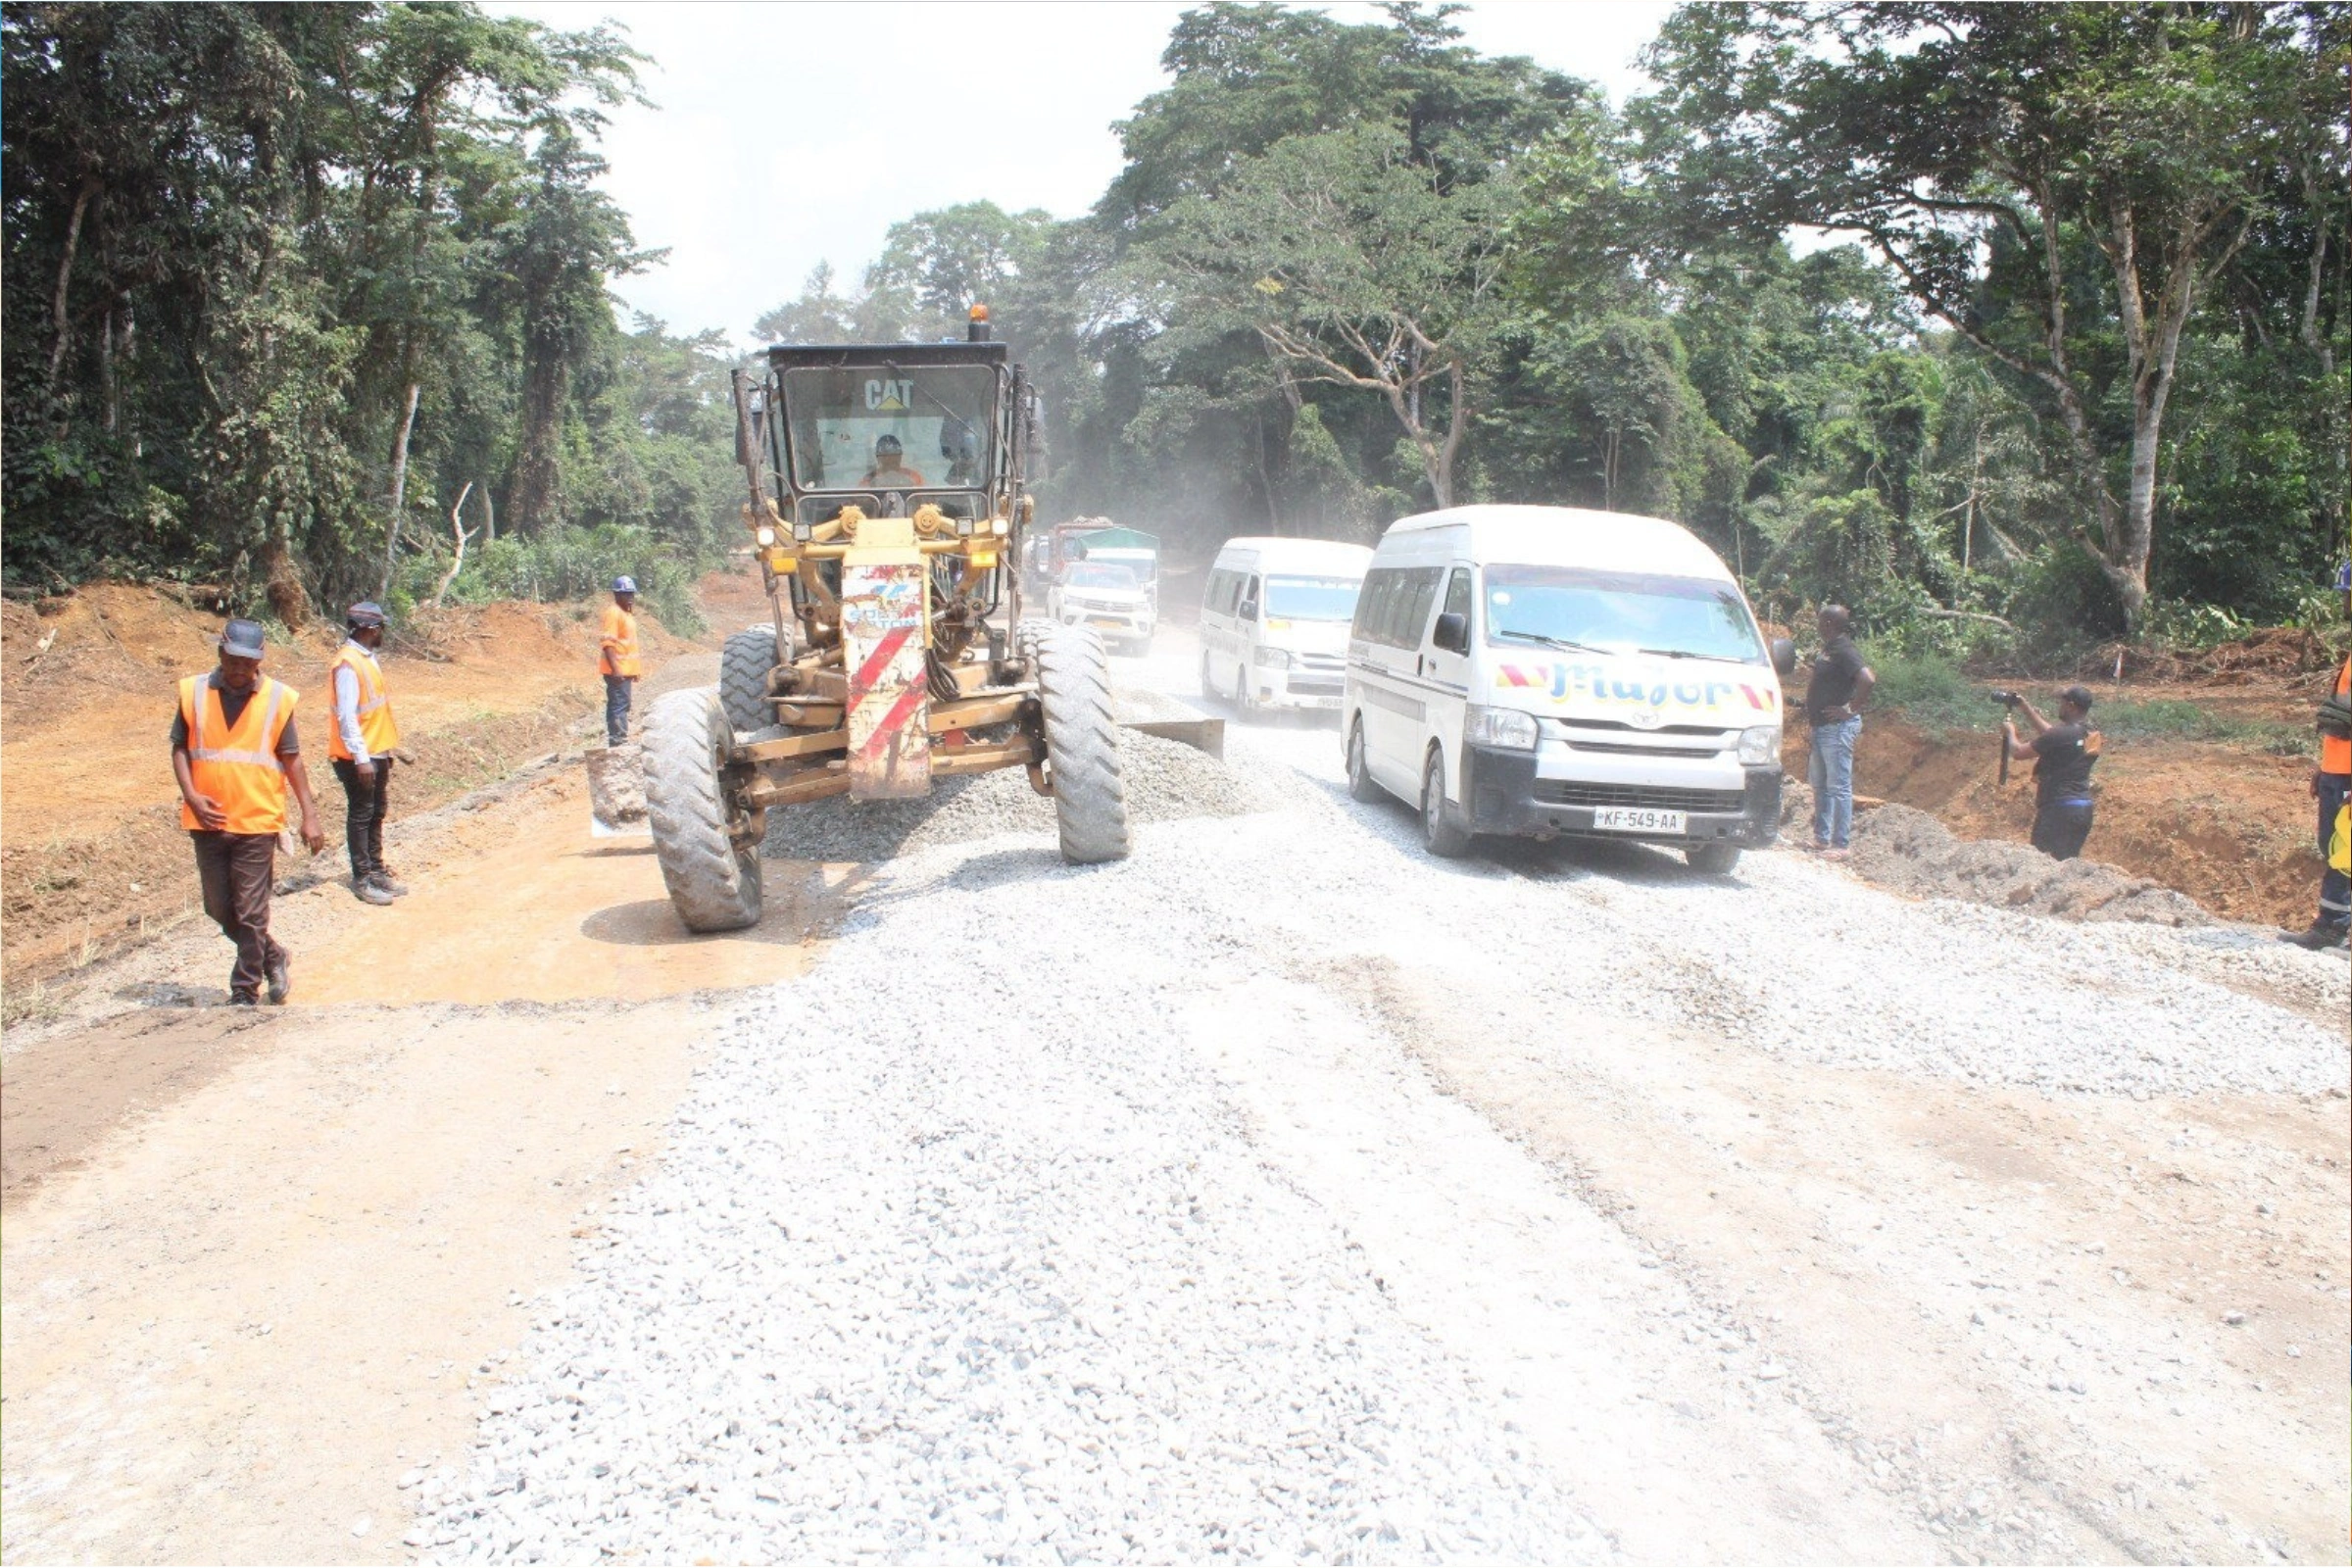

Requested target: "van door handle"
[{"left": 1416, "top": 654, "right": 1426, "bottom": 677}]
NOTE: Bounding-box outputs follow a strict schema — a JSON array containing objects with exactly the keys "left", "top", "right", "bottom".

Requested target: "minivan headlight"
[
  {"left": 1737, "top": 724, "right": 1782, "bottom": 764},
  {"left": 1253, "top": 646, "right": 1293, "bottom": 668},
  {"left": 1467, "top": 706, "right": 1540, "bottom": 750}
]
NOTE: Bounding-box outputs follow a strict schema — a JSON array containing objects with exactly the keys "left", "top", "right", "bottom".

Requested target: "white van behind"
[
  {"left": 1343, "top": 505, "right": 1795, "bottom": 872},
  {"left": 1200, "top": 537, "right": 1374, "bottom": 714}
]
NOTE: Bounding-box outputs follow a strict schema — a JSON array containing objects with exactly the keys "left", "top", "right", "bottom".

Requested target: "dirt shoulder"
[
  {"left": 1785, "top": 688, "right": 2326, "bottom": 931},
  {"left": 0, "top": 582, "right": 853, "bottom": 1563},
  {"left": 0, "top": 584, "right": 702, "bottom": 989}
]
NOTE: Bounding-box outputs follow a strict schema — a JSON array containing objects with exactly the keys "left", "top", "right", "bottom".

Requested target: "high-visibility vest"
[
  {"left": 600, "top": 604, "right": 642, "bottom": 677},
  {"left": 327, "top": 642, "right": 401, "bottom": 760},
  {"left": 177, "top": 672, "right": 297, "bottom": 835},
  {"left": 2325, "top": 658, "right": 2351, "bottom": 775}
]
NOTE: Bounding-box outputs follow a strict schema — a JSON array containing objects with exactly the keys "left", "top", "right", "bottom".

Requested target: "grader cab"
[{"left": 640, "top": 318, "right": 1129, "bottom": 932}]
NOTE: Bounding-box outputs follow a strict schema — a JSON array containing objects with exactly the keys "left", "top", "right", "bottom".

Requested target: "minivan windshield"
[
  {"left": 1263, "top": 575, "right": 1362, "bottom": 620},
  {"left": 1484, "top": 565, "right": 1764, "bottom": 663}
]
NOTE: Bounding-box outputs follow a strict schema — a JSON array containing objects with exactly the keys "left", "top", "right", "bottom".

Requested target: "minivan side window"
[
  {"left": 1206, "top": 568, "right": 1241, "bottom": 615},
  {"left": 1353, "top": 567, "right": 1400, "bottom": 643},
  {"left": 1391, "top": 566, "right": 1444, "bottom": 647},
  {"left": 1442, "top": 566, "right": 1472, "bottom": 623}
]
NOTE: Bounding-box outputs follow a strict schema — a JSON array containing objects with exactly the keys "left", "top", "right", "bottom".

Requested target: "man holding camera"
[{"left": 2002, "top": 685, "right": 2101, "bottom": 861}]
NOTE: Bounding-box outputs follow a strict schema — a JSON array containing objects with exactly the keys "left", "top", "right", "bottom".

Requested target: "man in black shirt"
[
  {"left": 1803, "top": 605, "right": 1875, "bottom": 857},
  {"left": 2004, "top": 685, "right": 2101, "bottom": 861}
]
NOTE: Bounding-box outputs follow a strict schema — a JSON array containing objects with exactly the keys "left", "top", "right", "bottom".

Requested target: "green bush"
[
  {"left": 1859, "top": 642, "right": 1984, "bottom": 732},
  {"left": 390, "top": 522, "right": 707, "bottom": 638}
]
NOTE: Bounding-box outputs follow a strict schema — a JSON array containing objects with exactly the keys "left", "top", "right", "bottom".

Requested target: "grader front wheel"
[
  {"left": 644, "top": 687, "right": 764, "bottom": 932},
  {"left": 720, "top": 626, "right": 785, "bottom": 736},
  {"left": 1036, "top": 623, "right": 1131, "bottom": 864}
]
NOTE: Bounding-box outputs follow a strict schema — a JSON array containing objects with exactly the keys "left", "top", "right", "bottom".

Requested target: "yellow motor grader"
[{"left": 642, "top": 312, "right": 1129, "bottom": 932}]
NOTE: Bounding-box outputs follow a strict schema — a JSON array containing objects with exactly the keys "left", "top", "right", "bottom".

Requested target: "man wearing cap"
[
  {"left": 859, "top": 433, "right": 927, "bottom": 490},
  {"left": 601, "top": 576, "right": 643, "bottom": 747},
  {"left": 1803, "top": 604, "right": 1875, "bottom": 858},
  {"left": 2003, "top": 685, "right": 2102, "bottom": 861},
  {"left": 2285, "top": 563, "right": 2351, "bottom": 950},
  {"left": 330, "top": 602, "right": 406, "bottom": 906},
  {"left": 172, "top": 619, "right": 326, "bottom": 1004}
]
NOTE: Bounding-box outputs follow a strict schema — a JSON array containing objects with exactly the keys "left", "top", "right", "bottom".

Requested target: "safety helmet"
[
  {"left": 346, "top": 601, "right": 388, "bottom": 630},
  {"left": 612, "top": 575, "right": 638, "bottom": 595},
  {"left": 220, "top": 618, "right": 268, "bottom": 659},
  {"left": 874, "top": 434, "right": 903, "bottom": 456}
]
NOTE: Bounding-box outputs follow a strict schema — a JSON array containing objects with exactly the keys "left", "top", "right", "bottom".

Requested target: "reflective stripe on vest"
[
  {"left": 328, "top": 644, "right": 400, "bottom": 759},
  {"left": 179, "top": 672, "right": 296, "bottom": 834}
]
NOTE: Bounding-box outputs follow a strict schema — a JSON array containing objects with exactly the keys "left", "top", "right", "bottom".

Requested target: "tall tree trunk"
[
  {"left": 46, "top": 178, "right": 97, "bottom": 390},
  {"left": 480, "top": 483, "right": 495, "bottom": 544},
  {"left": 263, "top": 514, "right": 312, "bottom": 628},
  {"left": 511, "top": 353, "right": 567, "bottom": 533},
  {"left": 380, "top": 381, "right": 420, "bottom": 598},
  {"left": 100, "top": 302, "right": 117, "bottom": 432}
]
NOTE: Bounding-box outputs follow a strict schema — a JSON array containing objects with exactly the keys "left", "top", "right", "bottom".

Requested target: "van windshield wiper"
[
  {"left": 1494, "top": 629, "right": 1611, "bottom": 656},
  {"left": 1637, "top": 647, "right": 1711, "bottom": 661}
]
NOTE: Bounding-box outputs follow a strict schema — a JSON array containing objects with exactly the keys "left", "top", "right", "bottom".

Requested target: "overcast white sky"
[{"left": 497, "top": 2, "right": 1676, "bottom": 350}]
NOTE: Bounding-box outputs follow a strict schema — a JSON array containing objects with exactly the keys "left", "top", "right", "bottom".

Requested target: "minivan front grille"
[{"left": 1534, "top": 781, "right": 1747, "bottom": 814}]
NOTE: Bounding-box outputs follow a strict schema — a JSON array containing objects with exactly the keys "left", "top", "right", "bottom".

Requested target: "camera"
[{"left": 1990, "top": 689, "right": 2022, "bottom": 707}]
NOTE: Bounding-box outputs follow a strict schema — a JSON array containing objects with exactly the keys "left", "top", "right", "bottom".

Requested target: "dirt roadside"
[
  {"left": 0, "top": 586, "right": 845, "bottom": 1564},
  {"left": 0, "top": 584, "right": 700, "bottom": 988}
]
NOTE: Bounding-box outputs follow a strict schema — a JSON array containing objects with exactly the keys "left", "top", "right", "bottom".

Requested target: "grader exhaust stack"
[{"left": 641, "top": 328, "right": 1130, "bottom": 932}]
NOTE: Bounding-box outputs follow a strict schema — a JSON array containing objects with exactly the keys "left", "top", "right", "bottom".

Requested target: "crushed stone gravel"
[
  {"left": 761, "top": 728, "right": 1272, "bottom": 862},
  {"left": 419, "top": 675, "right": 2346, "bottom": 1563}
]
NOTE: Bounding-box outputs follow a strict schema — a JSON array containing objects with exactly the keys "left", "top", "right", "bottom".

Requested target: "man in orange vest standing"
[
  {"left": 330, "top": 601, "right": 406, "bottom": 906},
  {"left": 2286, "top": 562, "right": 2351, "bottom": 950},
  {"left": 600, "top": 575, "right": 643, "bottom": 747},
  {"left": 172, "top": 618, "right": 326, "bottom": 1004}
]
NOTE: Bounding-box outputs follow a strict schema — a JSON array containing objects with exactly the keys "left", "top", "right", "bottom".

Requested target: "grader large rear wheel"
[
  {"left": 720, "top": 626, "right": 784, "bottom": 736},
  {"left": 1036, "top": 623, "right": 1130, "bottom": 864},
  {"left": 644, "top": 687, "right": 763, "bottom": 932}
]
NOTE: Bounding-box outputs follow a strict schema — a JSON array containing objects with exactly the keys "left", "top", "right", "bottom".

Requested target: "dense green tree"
[{"left": 1640, "top": 1, "right": 2347, "bottom": 622}]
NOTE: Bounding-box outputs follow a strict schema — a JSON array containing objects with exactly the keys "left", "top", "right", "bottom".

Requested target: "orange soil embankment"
[
  {"left": 0, "top": 583, "right": 703, "bottom": 987},
  {"left": 1788, "top": 706, "right": 2323, "bottom": 930}
]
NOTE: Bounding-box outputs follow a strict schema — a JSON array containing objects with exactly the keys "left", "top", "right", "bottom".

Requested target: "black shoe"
[
  {"left": 227, "top": 991, "right": 260, "bottom": 1007},
  {"left": 2282, "top": 920, "right": 2350, "bottom": 951},
  {"left": 265, "top": 950, "right": 291, "bottom": 1004}
]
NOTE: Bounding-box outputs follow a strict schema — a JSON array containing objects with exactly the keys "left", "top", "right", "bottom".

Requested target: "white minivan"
[
  {"left": 1200, "top": 537, "right": 1374, "bottom": 714},
  {"left": 1343, "top": 505, "right": 1796, "bottom": 872}
]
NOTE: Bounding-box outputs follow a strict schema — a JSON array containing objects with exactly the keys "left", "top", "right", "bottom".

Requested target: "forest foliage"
[{"left": 5, "top": 1, "right": 2345, "bottom": 657}]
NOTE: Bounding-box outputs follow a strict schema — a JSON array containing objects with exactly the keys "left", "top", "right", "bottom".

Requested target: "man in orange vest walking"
[
  {"left": 2286, "top": 562, "right": 2351, "bottom": 950},
  {"left": 330, "top": 601, "right": 407, "bottom": 906},
  {"left": 172, "top": 618, "right": 326, "bottom": 1004},
  {"left": 600, "top": 575, "right": 643, "bottom": 747}
]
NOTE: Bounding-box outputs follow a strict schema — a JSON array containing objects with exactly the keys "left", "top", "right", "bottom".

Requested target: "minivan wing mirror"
[
  {"left": 1432, "top": 611, "right": 1470, "bottom": 656},
  {"left": 1239, "top": 599, "right": 1258, "bottom": 621},
  {"left": 1770, "top": 636, "right": 1797, "bottom": 677}
]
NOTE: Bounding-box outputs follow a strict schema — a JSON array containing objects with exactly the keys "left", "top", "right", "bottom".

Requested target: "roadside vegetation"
[{"left": 4, "top": 2, "right": 2344, "bottom": 674}]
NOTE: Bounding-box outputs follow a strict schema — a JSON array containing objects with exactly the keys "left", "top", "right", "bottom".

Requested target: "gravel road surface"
[{"left": 418, "top": 628, "right": 2348, "bottom": 1564}]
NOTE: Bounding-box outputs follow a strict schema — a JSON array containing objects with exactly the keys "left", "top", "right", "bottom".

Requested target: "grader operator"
[{"left": 640, "top": 312, "right": 1129, "bottom": 932}]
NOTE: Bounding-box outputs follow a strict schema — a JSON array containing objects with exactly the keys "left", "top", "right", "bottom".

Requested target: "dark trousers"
[
  {"left": 331, "top": 756, "right": 394, "bottom": 878},
  {"left": 2319, "top": 771, "right": 2350, "bottom": 928},
  {"left": 2031, "top": 800, "right": 2095, "bottom": 861},
  {"left": 605, "top": 674, "right": 635, "bottom": 747},
  {"left": 190, "top": 830, "right": 282, "bottom": 999}
]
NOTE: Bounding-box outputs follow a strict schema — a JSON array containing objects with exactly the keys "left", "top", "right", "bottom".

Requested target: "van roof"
[
  {"left": 1382, "top": 504, "right": 1734, "bottom": 581},
  {"left": 1213, "top": 536, "right": 1375, "bottom": 573}
]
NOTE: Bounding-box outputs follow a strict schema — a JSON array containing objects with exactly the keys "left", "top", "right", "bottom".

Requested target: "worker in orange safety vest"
[
  {"left": 330, "top": 601, "right": 407, "bottom": 906},
  {"left": 2286, "top": 561, "right": 2351, "bottom": 950},
  {"left": 600, "top": 575, "right": 643, "bottom": 747},
  {"left": 172, "top": 618, "right": 326, "bottom": 1004}
]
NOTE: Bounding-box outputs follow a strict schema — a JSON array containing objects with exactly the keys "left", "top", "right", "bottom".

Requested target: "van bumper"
[{"left": 1458, "top": 744, "right": 1783, "bottom": 848}]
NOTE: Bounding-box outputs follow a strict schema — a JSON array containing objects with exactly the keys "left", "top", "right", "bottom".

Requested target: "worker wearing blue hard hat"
[{"left": 601, "top": 577, "right": 643, "bottom": 748}]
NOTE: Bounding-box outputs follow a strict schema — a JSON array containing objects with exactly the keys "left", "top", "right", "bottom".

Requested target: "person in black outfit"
[{"left": 2004, "top": 685, "right": 2101, "bottom": 860}]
